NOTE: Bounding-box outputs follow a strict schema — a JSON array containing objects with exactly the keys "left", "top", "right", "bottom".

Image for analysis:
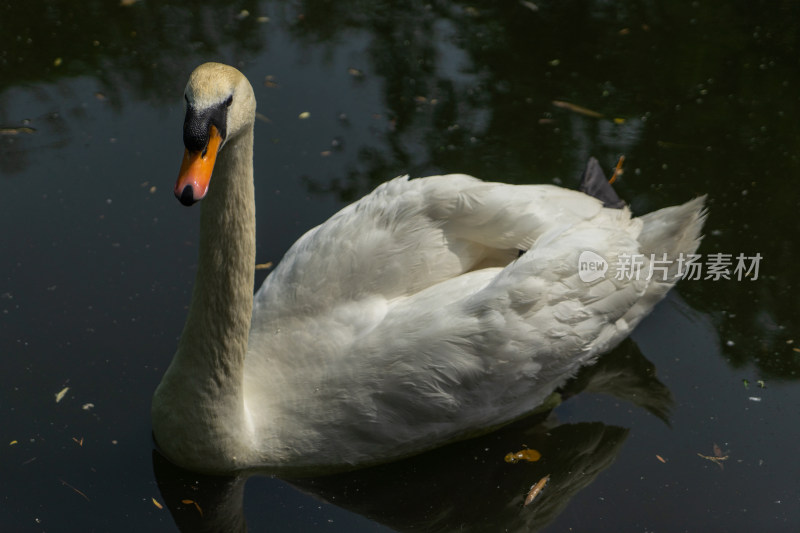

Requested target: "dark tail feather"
[{"left": 579, "top": 157, "right": 626, "bottom": 209}]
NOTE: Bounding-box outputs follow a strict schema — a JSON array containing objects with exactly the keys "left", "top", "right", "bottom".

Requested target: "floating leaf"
[
  {"left": 0, "top": 127, "right": 36, "bottom": 135},
  {"left": 552, "top": 100, "right": 604, "bottom": 118},
  {"left": 181, "top": 499, "right": 203, "bottom": 516},
  {"left": 55, "top": 387, "right": 70, "bottom": 403},
  {"left": 524, "top": 475, "right": 550, "bottom": 506},
  {"left": 504, "top": 448, "right": 542, "bottom": 463},
  {"left": 255, "top": 262, "right": 273, "bottom": 270},
  {"left": 152, "top": 498, "right": 163, "bottom": 509}
]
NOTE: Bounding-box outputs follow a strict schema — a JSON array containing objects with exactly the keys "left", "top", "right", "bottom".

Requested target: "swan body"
[{"left": 152, "top": 63, "right": 707, "bottom": 475}]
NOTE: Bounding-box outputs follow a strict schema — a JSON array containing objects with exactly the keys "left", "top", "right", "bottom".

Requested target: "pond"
[{"left": 2, "top": 1, "right": 799, "bottom": 531}]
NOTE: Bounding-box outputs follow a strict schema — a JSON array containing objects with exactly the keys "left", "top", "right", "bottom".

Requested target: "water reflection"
[{"left": 153, "top": 338, "right": 670, "bottom": 532}]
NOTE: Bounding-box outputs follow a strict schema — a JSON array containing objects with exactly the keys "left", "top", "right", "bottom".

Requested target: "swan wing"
[{"left": 252, "top": 174, "right": 607, "bottom": 324}]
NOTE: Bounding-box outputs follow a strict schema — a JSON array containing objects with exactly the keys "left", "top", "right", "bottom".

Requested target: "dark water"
[{"left": 2, "top": 1, "right": 799, "bottom": 531}]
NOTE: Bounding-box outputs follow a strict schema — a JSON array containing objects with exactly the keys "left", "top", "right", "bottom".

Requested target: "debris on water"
[
  {"left": 697, "top": 443, "right": 729, "bottom": 470},
  {"left": 255, "top": 262, "right": 273, "bottom": 270},
  {"left": 524, "top": 475, "right": 550, "bottom": 506},
  {"left": 748, "top": 396, "right": 762, "bottom": 402},
  {"left": 55, "top": 387, "right": 69, "bottom": 403},
  {"left": 263, "top": 75, "right": 279, "bottom": 88},
  {"left": 60, "top": 479, "right": 90, "bottom": 502},
  {"left": 520, "top": 1, "right": 539, "bottom": 13},
  {"left": 656, "top": 454, "right": 667, "bottom": 463},
  {"left": 552, "top": 100, "right": 604, "bottom": 118},
  {"left": 0, "top": 126, "right": 36, "bottom": 135},
  {"left": 504, "top": 448, "right": 541, "bottom": 463},
  {"left": 82, "top": 403, "right": 95, "bottom": 411},
  {"left": 255, "top": 112, "right": 271, "bottom": 123},
  {"left": 72, "top": 437, "right": 84, "bottom": 447},
  {"left": 152, "top": 498, "right": 163, "bottom": 509},
  {"left": 181, "top": 499, "right": 203, "bottom": 516},
  {"left": 757, "top": 380, "right": 766, "bottom": 389},
  {"left": 298, "top": 111, "right": 311, "bottom": 120}
]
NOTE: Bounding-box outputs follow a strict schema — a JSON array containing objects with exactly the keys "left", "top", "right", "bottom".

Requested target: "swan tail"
[
  {"left": 617, "top": 195, "right": 708, "bottom": 328},
  {"left": 637, "top": 196, "right": 707, "bottom": 283}
]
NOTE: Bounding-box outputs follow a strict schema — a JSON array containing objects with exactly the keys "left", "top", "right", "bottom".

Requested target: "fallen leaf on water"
[
  {"left": 72, "top": 437, "right": 84, "bottom": 447},
  {"left": 524, "top": 474, "right": 550, "bottom": 506},
  {"left": 9, "top": 440, "right": 18, "bottom": 446},
  {"left": 255, "top": 262, "right": 273, "bottom": 270},
  {"left": 298, "top": 111, "right": 311, "bottom": 120},
  {"left": 552, "top": 100, "right": 604, "bottom": 118},
  {"left": 504, "top": 448, "right": 542, "bottom": 463},
  {"left": 55, "top": 387, "right": 70, "bottom": 403},
  {"left": 656, "top": 454, "right": 667, "bottom": 463},
  {"left": 698, "top": 443, "right": 729, "bottom": 470},
  {"left": 181, "top": 499, "right": 204, "bottom": 516},
  {"left": 152, "top": 498, "right": 163, "bottom": 509},
  {"left": 0, "top": 127, "right": 36, "bottom": 135},
  {"left": 255, "top": 112, "right": 271, "bottom": 123}
]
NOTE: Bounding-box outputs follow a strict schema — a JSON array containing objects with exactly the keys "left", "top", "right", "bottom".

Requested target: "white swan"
[{"left": 152, "top": 62, "right": 707, "bottom": 475}]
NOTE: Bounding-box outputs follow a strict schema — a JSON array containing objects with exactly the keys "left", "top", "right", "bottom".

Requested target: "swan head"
[{"left": 174, "top": 62, "right": 256, "bottom": 206}]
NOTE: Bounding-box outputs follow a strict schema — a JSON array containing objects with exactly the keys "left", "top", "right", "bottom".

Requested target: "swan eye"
[{"left": 225, "top": 95, "right": 233, "bottom": 108}]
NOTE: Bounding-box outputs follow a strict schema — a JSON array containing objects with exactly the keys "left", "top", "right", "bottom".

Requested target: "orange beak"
[{"left": 174, "top": 125, "right": 222, "bottom": 205}]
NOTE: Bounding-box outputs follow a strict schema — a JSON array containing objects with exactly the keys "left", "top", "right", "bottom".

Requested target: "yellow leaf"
[
  {"left": 152, "top": 498, "right": 163, "bottom": 509},
  {"left": 55, "top": 387, "right": 69, "bottom": 403},
  {"left": 504, "top": 448, "right": 542, "bottom": 463}
]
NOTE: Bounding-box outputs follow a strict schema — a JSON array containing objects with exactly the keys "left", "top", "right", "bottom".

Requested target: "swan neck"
[
  {"left": 153, "top": 124, "right": 256, "bottom": 471},
  {"left": 185, "top": 126, "right": 256, "bottom": 373}
]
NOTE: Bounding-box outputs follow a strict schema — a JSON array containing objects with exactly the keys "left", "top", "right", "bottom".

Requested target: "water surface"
[{"left": 2, "top": 1, "right": 799, "bottom": 531}]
